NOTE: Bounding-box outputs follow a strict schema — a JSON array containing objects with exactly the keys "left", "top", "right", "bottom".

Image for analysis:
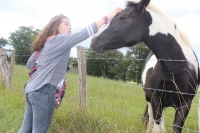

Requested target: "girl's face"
[{"left": 58, "top": 18, "right": 71, "bottom": 34}]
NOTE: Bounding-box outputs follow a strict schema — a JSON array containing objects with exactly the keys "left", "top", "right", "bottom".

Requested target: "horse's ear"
[{"left": 138, "top": 0, "right": 150, "bottom": 12}]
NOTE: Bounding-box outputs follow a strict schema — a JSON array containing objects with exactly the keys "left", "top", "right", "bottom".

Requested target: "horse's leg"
[
  {"left": 146, "top": 102, "right": 154, "bottom": 133},
  {"left": 142, "top": 103, "right": 149, "bottom": 126},
  {"left": 151, "top": 97, "right": 165, "bottom": 133},
  {"left": 173, "top": 100, "right": 191, "bottom": 133},
  {"left": 143, "top": 94, "right": 151, "bottom": 125},
  {"left": 161, "top": 109, "right": 166, "bottom": 133}
]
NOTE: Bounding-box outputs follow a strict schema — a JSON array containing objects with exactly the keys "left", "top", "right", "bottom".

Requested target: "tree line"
[{"left": 1, "top": 26, "right": 150, "bottom": 83}]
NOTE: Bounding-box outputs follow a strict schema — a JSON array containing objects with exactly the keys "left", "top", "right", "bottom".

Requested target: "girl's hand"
[{"left": 107, "top": 7, "right": 123, "bottom": 21}]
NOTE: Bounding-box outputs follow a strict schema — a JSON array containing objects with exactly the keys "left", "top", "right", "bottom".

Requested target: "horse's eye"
[{"left": 118, "top": 17, "right": 126, "bottom": 20}]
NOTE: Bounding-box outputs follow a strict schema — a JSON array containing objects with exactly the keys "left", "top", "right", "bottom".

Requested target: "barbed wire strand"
[
  {"left": 13, "top": 55, "right": 199, "bottom": 62},
  {"left": 12, "top": 75, "right": 200, "bottom": 98}
]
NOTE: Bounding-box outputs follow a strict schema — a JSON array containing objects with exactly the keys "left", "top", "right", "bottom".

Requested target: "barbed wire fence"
[
  {"left": 10, "top": 76, "right": 200, "bottom": 132},
  {"left": 1, "top": 46, "right": 200, "bottom": 132}
]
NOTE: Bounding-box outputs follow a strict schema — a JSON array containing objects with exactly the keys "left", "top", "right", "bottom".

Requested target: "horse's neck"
[
  {"left": 148, "top": 10, "right": 187, "bottom": 50},
  {"left": 146, "top": 10, "right": 196, "bottom": 60},
  {"left": 146, "top": 33, "right": 185, "bottom": 59},
  {"left": 145, "top": 10, "right": 199, "bottom": 77},
  {"left": 145, "top": 32, "right": 199, "bottom": 78}
]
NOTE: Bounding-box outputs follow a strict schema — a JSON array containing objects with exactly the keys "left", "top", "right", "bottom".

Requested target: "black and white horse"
[{"left": 90, "top": 0, "right": 199, "bottom": 132}]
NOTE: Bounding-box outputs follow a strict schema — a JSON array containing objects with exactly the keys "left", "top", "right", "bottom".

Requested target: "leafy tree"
[
  {"left": 86, "top": 49, "right": 108, "bottom": 77},
  {"left": 126, "top": 42, "right": 150, "bottom": 84},
  {"left": 86, "top": 45, "right": 149, "bottom": 83},
  {"left": 86, "top": 49, "right": 126, "bottom": 80},
  {"left": 105, "top": 50, "right": 126, "bottom": 81},
  {"left": 9, "top": 26, "right": 40, "bottom": 64},
  {"left": 115, "top": 51, "right": 132, "bottom": 82},
  {"left": 69, "top": 57, "right": 78, "bottom": 68},
  {"left": 67, "top": 57, "right": 78, "bottom": 72},
  {"left": 0, "top": 37, "right": 8, "bottom": 47}
]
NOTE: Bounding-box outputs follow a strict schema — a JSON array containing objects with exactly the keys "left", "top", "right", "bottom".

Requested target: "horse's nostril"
[
  {"left": 90, "top": 38, "right": 95, "bottom": 46},
  {"left": 90, "top": 41, "right": 95, "bottom": 49},
  {"left": 90, "top": 41, "right": 94, "bottom": 48}
]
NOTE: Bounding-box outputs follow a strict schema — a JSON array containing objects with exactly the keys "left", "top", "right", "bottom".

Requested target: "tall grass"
[{"left": 0, "top": 65, "right": 199, "bottom": 133}]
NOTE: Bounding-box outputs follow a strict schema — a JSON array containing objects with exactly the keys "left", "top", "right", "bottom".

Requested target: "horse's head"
[{"left": 91, "top": 0, "right": 152, "bottom": 53}]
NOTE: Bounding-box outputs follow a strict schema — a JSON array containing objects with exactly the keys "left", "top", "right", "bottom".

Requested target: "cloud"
[
  {"left": 175, "top": 13, "right": 200, "bottom": 47},
  {"left": 0, "top": 10, "right": 40, "bottom": 38},
  {"left": 152, "top": 0, "right": 200, "bottom": 12},
  {"left": 174, "top": 13, "right": 200, "bottom": 60},
  {"left": 70, "top": 47, "right": 78, "bottom": 57},
  {"left": 1, "top": 0, "right": 199, "bottom": 59},
  {"left": 0, "top": 0, "right": 124, "bottom": 37}
]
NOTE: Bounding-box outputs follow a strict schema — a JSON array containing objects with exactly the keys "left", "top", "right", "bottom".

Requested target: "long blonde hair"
[{"left": 32, "top": 14, "right": 69, "bottom": 51}]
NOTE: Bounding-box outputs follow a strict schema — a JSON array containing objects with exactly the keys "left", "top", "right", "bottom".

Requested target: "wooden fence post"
[
  {"left": 9, "top": 50, "right": 15, "bottom": 88},
  {"left": 0, "top": 48, "right": 10, "bottom": 88},
  {"left": 77, "top": 46, "right": 87, "bottom": 107}
]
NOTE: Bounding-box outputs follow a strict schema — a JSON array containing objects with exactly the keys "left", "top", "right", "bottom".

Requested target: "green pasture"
[{"left": 0, "top": 65, "right": 199, "bottom": 133}]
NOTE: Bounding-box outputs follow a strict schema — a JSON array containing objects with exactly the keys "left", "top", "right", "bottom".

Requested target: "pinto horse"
[{"left": 90, "top": 0, "right": 199, "bottom": 132}]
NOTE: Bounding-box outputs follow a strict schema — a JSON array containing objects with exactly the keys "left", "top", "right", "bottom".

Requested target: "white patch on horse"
[
  {"left": 148, "top": 9, "right": 174, "bottom": 37},
  {"left": 153, "top": 123, "right": 161, "bottom": 133},
  {"left": 161, "top": 109, "right": 166, "bottom": 133},
  {"left": 147, "top": 102, "right": 154, "bottom": 132},
  {"left": 147, "top": 10, "right": 198, "bottom": 78},
  {"left": 153, "top": 110, "right": 166, "bottom": 133},
  {"left": 182, "top": 47, "right": 198, "bottom": 78},
  {"left": 142, "top": 55, "right": 157, "bottom": 85},
  {"left": 92, "top": 23, "right": 110, "bottom": 38},
  {"left": 147, "top": 103, "right": 166, "bottom": 133}
]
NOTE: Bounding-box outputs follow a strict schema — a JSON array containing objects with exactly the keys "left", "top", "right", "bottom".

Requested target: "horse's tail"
[
  {"left": 142, "top": 103, "right": 149, "bottom": 126},
  {"left": 198, "top": 67, "right": 200, "bottom": 85},
  {"left": 192, "top": 51, "right": 200, "bottom": 87},
  {"left": 196, "top": 53, "right": 200, "bottom": 86}
]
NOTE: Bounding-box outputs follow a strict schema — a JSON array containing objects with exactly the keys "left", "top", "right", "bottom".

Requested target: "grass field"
[{"left": 0, "top": 65, "right": 199, "bottom": 133}]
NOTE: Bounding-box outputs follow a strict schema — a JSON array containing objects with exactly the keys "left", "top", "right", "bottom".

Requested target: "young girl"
[
  {"left": 18, "top": 7, "right": 122, "bottom": 133},
  {"left": 27, "top": 50, "right": 67, "bottom": 109}
]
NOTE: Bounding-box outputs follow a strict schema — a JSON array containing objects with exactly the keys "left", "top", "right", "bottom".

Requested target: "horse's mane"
[{"left": 127, "top": 0, "right": 192, "bottom": 49}]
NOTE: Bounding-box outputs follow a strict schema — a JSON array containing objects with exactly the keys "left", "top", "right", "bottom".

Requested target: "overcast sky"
[{"left": 0, "top": 0, "right": 200, "bottom": 60}]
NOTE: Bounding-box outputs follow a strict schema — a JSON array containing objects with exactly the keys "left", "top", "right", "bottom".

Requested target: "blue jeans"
[{"left": 18, "top": 84, "right": 56, "bottom": 133}]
